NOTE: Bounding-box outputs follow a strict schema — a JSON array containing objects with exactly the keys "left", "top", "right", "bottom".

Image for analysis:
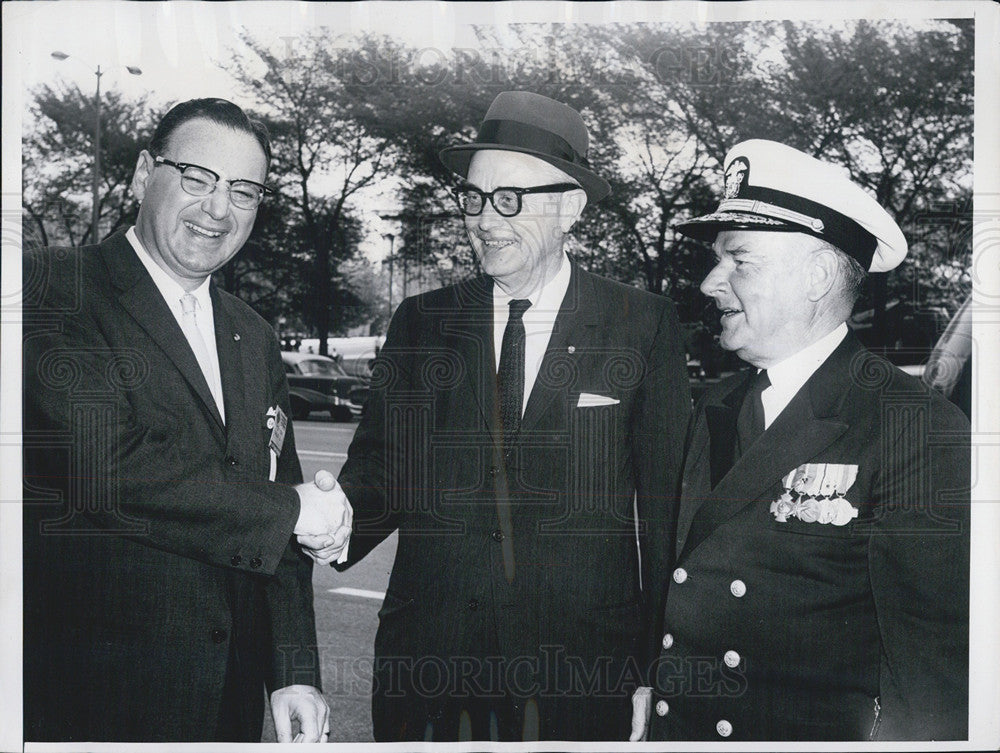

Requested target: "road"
[{"left": 263, "top": 417, "right": 394, "bottom": 743}]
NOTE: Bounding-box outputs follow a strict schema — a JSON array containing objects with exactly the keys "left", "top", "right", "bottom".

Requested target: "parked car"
[
  {"left": 297, "top": 336, "right": 383, "bottom": 382},
  {"left": 280, "top": 351, "right": 369, "bottom": 421}
]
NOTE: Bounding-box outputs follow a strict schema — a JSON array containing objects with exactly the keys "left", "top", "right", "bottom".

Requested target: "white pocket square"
[{"left": 576, "top": 392, "right": 620, "bottom": 407}]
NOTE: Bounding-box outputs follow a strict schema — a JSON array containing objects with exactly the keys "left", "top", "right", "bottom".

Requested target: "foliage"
[
  {"left": 23, "top": 19, "right": 973, "bottom": 354},
  {"left": 22, "top": 83, "right": 159, "bottom": 248},
  {"left": 224, "top": 31, "right": 395, "bottom": 352}
]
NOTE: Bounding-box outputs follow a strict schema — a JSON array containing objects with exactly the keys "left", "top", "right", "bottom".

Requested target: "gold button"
[
  {"left": 662, "top": 633, "right": 674, "bottom": 650},
  {"left": 716, "top": 719, "right": 733, "bottom": 737},
  {"left": 655, "top": 700, "right": 669, "bottom": 717},
  {"left": 672, "top": 567, "right": 688, "bottom": 584},
  {"left": 724, "top": 650, "right": 740, "bottom": 668},
  {"left": 730, "top": 579, "right": 746, "bottom": 597}
]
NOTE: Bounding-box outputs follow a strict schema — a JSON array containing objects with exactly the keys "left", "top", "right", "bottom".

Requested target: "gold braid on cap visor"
[{"left": 716, "top": 198, "right": 825, "bottom": 234}]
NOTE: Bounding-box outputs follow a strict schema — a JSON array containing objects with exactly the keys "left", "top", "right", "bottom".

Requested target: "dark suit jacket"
[
  {"left": 649, "top": 332, "right": 970, "bottom": 741},
  {"left": 22, "top": 231, "right": 318, "bottom": 742},
  {"left": 336, "top": 264, "right": 691, "bottom": 741}
]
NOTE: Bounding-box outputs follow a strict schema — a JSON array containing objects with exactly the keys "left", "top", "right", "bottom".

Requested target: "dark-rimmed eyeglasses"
[
  {"left": 152, "top": 155, "right": 270, "bottom": 210},
  {"left": 452, "top": 183, "right": 580, "bottom": 218}
]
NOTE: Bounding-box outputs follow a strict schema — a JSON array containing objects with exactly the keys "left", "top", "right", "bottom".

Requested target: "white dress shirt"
[
  {"left": 760, "top": 323, "right": 848, "bottom": 429},
  {"left": 492, "top": 253, "right": 572, "bottom": 415},
  {"left": 126, "top": 227, "right": 226, "bottom": 423}
]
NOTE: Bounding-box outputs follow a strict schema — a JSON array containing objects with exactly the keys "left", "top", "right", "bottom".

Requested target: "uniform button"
[
  {"left": 716, "top": 719, "right": 733, "bottom": 737},
  {"left": 655, "top": 700, "right": 669, "bottom": 717},
  {"left": 672, "top": 567, "right": 688, "bottom": 584},
  {"left": 491, "top": 529, "right": 504, "bottom": 542},
  {"left": 210, "top": 628, "right": 227, "bottom": 644},
  {"left": 249, "top": 557, "right": 262, "bottom": 569},
  {"left": 467, "top": 599, "right": 479, "bottom": 610},
  {"left": 662, "top": 633, "right": 674, "bottom": 650},
  {"left": 487, "top": 466, "right": 499, "bottom": 478},
  {"left": 724, "top": 650, "right": 741, "bottom": 668},
  {"left": 230, "top": 555, "right": 242, "bottom": 567},
  {"left": 730, "top": 579, "right": 747, "bottom": 598},
  {"left": 225, "top": 455, "right": 238, "bottom": 467}
]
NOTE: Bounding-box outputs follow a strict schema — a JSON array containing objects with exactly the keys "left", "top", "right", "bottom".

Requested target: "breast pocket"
[{"left": 570, "top": 396, "right": 626, "bottom": 461}]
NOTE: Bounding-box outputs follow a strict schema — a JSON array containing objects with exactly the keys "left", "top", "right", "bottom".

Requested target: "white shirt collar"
[
  {"left": 492, "top": 252, "right": 572, "bottom": 315},
  {"left": 126, "top": 226, "right": 213, "bottom": 314},
  {"left": 760, "top": 323, "right": 848, "bottom": 428}
]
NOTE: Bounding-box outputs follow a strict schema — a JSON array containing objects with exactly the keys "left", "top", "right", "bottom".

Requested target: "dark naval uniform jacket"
[
  {"left": 648, "top": 332, "right": 969, "bottom": 742},
  {"left": 336, "top": 264, "right": 691, "bottom": 741}
]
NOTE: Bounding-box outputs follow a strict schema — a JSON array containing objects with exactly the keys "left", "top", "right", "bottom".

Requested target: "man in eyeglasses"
[
  {"left": 23, "top": 98, "right": 350, "bottom": 742},
  {"left": 303, "top": 91, "right": 691, "bottom": 741}
]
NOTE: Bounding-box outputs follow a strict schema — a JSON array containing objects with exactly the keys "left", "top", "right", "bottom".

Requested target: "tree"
[
  {"left": 225, "top": 32, "right": 394, "bottom": 353},
  {"left": 22, "top": 83, "right": 158, "bottom": 248}
]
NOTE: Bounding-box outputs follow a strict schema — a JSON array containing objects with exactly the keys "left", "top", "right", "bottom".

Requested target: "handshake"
[{"left": 294, "top": 470, "right": 353, "bottom": 566}]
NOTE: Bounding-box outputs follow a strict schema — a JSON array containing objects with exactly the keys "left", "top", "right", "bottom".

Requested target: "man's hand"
[
  {"left": 294, "top": 470, "right": 352, "bottom": 565},
  {"left": 629, "top": 686, "right": 652, "bottom": 742},
  {"left": 270, "top": 684, "right": 329, "bottom": 742}
]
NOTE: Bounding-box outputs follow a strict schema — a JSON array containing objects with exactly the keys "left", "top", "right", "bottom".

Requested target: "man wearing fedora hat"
[
  {"left": 304, "top": 91, "right": 691, "bottom": 741},
  {"left": 629, "top": 140, "right": 970, "bottom": 741}
]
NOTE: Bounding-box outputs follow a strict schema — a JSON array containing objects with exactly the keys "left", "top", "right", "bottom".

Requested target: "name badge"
[{"left": 268, "top": 406, "right": 288, "bottom": 457}]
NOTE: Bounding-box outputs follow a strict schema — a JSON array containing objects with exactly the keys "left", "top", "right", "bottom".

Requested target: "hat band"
[
  {"left": 477, "top": 119, "right": 589, "bottom": 168},
  {"left": 737, "top": 186, "right": 877, "bottom": 269}
]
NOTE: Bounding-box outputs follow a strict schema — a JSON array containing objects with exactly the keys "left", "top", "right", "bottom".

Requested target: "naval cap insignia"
[{"left": 724, "top": 157, "right": 750, "bottom": 199}]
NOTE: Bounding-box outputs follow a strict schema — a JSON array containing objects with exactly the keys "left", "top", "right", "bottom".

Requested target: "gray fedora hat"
[{"left": 439, "top": 91, "right": 611, "bottom": 203}]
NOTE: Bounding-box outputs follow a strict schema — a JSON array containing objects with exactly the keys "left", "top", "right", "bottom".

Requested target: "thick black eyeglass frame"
[
  {"left": 152, "top": 155, "right": 271, "bottom": 208},
  {"left": 452, "top": 182, "right": 581, "bottom": 217}
]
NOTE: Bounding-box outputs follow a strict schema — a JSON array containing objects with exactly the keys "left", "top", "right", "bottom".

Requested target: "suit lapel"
[
  {"left": 706, "top": 371, "right": 754, "bottom": 487},
  {"left": 448, "top": 276, "right": 497, "bottom": 432},
  {"left": 674, "top": 375, "right": 748, "bottom": 550},
  {"left": 521, "top": 264, "right": 597, "bottom": 433},
  {"left": 102, "top": 232, "right": 225, "bottom": 434},
  {"left": 211, "top": 285, "right": 250, "bottom": 441},
  {"left": 677, "top": 335, "right": 859, "bottom": 561}
]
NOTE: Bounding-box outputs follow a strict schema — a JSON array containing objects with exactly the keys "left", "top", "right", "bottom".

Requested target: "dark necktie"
[
  {"left": 736, "top": 368, "right": 770, "bottom": 456},
  {"left": 497, "top": 299, "right": 531, "bottom": 451}
]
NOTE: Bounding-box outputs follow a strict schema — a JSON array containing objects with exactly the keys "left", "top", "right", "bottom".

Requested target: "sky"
[{"left": 13, "top": 2, "right": 484, "bottom": 108}]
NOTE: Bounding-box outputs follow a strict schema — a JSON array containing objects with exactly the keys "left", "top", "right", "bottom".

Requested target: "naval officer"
[{"left": 631, "top": 139, "right": 970, "bottom": 742}]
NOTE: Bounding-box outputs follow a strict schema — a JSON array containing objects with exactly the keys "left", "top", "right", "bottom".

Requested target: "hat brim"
[
  {"left": 674, "top": 211, "right": 800, "bottom": 242},
  {"left": 440, "top": 143, "right": 611, "bottom": 204}
]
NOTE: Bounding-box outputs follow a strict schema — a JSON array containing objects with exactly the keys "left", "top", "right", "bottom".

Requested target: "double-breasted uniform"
[{"left": 648, "top": 333, "right": 970, "bottom": 741}]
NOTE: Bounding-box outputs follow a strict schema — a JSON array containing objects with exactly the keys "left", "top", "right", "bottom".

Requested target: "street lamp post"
[
  {"left": 92, "top": 64, "right": 103, "bottom": 244},
  {"left": 51, "top": 51, "right": 142, "bottom": 243},
  {"left": 383, "top": 233, "right": 395, "bottom": 318}
]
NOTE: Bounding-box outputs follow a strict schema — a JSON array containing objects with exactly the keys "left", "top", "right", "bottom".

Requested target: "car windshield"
[{"left": 298, "top": 358, "right": 347, "bottom": 377}]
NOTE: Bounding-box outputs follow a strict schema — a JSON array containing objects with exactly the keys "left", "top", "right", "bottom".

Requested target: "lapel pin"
[
  {"left": 567, "top": 345, "right": 575, "bottom": 354},
  {"left": 233, "top": 333, "right": 241, "bottom": 341}
]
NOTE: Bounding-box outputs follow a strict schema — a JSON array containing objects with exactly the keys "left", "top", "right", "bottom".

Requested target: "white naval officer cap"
[{"left": 675, "top": 139, "right": 908, "bottom": 273}]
